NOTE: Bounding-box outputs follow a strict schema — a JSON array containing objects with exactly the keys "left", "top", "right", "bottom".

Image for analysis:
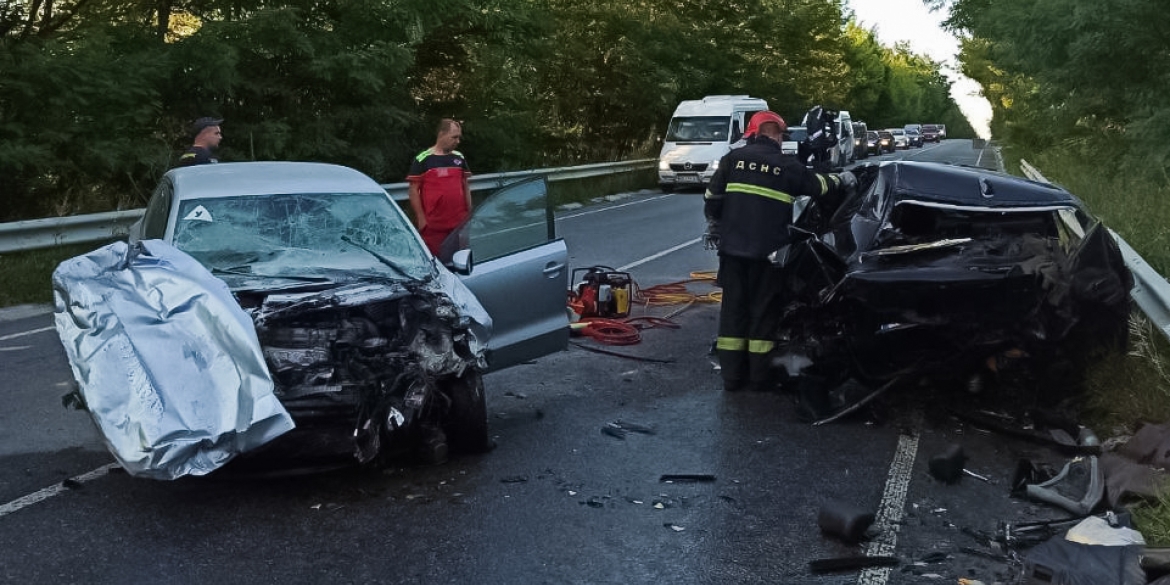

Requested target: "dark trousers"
[{"left": 716, "top": 254, "right": 785, "bottom": 387}]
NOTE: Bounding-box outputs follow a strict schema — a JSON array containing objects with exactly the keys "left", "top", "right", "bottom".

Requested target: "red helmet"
[{"left": 743, "top": 111, "right": 787, "bottom": 138}]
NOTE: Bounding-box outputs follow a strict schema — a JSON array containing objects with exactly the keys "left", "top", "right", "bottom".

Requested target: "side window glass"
[
  {"left": 142, "top": 181, "right": 173, "bottom": 239},
  {"left": 446, "top": 177, "right": 553, "bottom": 263}
]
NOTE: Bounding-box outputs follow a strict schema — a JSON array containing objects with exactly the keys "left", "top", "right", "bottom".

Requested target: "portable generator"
[{"left": 568, "top": 266, "right": 632, "bottom": 319}]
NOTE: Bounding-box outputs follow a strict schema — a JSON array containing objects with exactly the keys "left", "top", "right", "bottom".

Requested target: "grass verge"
[{"left": 0, "top": 242, "right": 110, "bottom": 308}]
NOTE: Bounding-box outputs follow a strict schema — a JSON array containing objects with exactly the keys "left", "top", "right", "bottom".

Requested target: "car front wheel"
[{"left": 442, "top": 371, "right": 491, "bottom": 454}]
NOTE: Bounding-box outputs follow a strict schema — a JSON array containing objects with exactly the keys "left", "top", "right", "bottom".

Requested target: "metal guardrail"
[
  {"left": 0, "top": 159, "right": 655, "bottom": 254},
  {"left": 1021, "top": 159, "right": 1170, "bottom": 342}
]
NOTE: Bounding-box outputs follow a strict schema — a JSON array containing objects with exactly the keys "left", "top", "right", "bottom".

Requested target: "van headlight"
[
  {"left": 658, "top": 160, "right": 671, "bottom": 171},
  {"left": 710, "top": 159, "right": 720, "bottom": 171}
]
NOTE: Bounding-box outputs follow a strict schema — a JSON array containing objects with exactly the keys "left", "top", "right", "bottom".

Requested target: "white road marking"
[
  {"left": 618, "top": 238, "right": 703, "bottom": 272},
  {"left": 857, "top": 424, "right": 921, "bottom": 585},
  {"left": 0, "top": 463, "right": 118, "bottom": 518},
  {"left": 0, "top": 325, "right": 55, "bottom": 342},
  {"left": 557, "top": 194, "right": 674, "bottom": 222}
]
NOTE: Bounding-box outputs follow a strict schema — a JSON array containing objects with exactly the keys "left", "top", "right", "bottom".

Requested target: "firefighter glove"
[
  {"left": 838, "top": 170, "right": 858, "bottom": 194},
  {"left": 703, "top": 219, "right": 720, "bottom": 250}
]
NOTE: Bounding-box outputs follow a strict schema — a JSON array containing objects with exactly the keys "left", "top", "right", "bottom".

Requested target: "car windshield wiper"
[
  {"left": 340, "top": 234, "right": 424, "bottom": 282},
  {"left": 211, "top": 266, "right": 334, "bottom": 282}
]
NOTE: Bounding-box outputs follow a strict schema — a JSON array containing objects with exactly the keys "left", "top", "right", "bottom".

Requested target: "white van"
[
  {"left": 830, "top": 110, "right": 855, "bottom": 169},
  {"left": 657, "top": 95, "right": 768, "bottom": 191}
]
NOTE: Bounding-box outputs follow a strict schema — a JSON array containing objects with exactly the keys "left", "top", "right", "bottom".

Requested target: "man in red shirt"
[{"left": 407, "top": 119, "right": 473, "bottom": 256}]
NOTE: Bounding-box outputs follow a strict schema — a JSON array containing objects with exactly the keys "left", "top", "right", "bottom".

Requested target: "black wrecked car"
[{"left": 771, "top": 161, "right": 1133, "bottom": 411}]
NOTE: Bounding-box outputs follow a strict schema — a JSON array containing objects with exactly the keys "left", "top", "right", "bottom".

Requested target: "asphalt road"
[{"left": 1, "top": 140, "right": 1078, "bottom": 585}]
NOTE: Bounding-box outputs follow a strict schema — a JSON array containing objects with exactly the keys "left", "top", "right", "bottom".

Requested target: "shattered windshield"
[{"left": 172, "top": 192, "right": 433, "bottom": 282}]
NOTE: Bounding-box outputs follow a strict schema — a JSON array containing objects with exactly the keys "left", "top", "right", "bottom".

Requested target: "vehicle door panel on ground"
[{"left": 449, "top": 177, "right": 569, "bottom": 372}]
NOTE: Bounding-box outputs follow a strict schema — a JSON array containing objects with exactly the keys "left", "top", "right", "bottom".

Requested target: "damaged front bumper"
[{"left": 53, "top": 240, "right": 491, "bottom": 479}]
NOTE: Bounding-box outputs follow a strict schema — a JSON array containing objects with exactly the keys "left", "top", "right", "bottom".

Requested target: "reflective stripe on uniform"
[
  {"left": 725, "top": 182, "right": 794, "bottom": 204},
  {"left": 816, "top": 174, "right": 828, "bottom": 195},
  {"left": 718, "top": 337, "right": 774, "bottom": 353}
]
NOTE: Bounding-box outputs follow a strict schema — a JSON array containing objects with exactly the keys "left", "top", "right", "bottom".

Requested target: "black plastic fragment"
[
  {"left": 601, "top": 425, "right": 626, "bottom": 440},
  {"left": 659, "top": 474, "right": 716, "bottom": 483},
  {"left": 809, "top": 556, "right": 898, "bottom": 574},
  {"left": 818, "top": 499, "right": 876, "bottom": 543},
  {"left": 928, "top": 444, "right": 967, "bottom": 484}
]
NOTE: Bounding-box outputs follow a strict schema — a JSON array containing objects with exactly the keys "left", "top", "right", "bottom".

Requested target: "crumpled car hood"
[
  {"left": 52, "top": 240, "right": 295, "bottom": 480},
  {"left": 52, "top": 240, "right": 492, "bottom": 479}
]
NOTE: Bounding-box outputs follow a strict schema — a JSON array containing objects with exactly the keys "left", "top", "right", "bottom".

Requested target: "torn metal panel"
[
  {"left": 244, "top": 276, "right": 489, "bottom": 466},
  {"left": 52, "top": 240, "right": 295, "bottom": 480},
  {"left": 771, "top": 161, "right": 1134, "bottom": 389}
]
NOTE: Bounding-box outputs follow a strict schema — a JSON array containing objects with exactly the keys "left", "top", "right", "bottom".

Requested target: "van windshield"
[{"left": 666, "top": 116, "right": 731, "bottom": 143}]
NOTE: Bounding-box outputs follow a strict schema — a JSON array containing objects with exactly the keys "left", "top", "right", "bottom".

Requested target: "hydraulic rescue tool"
[{"left": 568, "top": 266, "right": 632, "bottom": 319}]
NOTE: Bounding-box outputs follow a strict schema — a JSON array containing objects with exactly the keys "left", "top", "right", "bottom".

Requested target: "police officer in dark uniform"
[
  {"left": 703, "top": 110, "right": 856, "bottom": 394},
  {"left": 176, "top": 117, "right": 223, "bottom": 167}
]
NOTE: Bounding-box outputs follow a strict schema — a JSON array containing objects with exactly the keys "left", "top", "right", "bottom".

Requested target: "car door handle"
[{"left": 542, "top": 262, "right": 566, "bottom": 277}]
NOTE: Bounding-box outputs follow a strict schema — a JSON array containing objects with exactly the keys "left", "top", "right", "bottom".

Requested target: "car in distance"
[
  {"left": 782, "top": 126, "right": 807, "bottom": 156},
  {"left": 905, "top": 128, "right": 924, "bottom": 147},
  {"left": 886, "top": 128, "right": 909, "bottom": 149},
  {"left": 768, "top": 160, "right": 1132, "bottom": 410},
  {"left": 921, "top": 124, "right": 941, "bottom": 143},
  {"left": 876, "top": 130, "right": 896, "bottom": 154},
  {"left": 852, "top": 121, "right": 869, "bottom": 160},
  {"left": 53, "top": 162, "right": 570, "bottom": 479},
  {"left": 658, "top": 95, "right": 769, "bottom": 191}
]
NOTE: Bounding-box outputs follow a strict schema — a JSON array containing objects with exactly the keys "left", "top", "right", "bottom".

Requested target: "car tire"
[{"left": 442, "top": 371, "right": 491, "bottom": 454}]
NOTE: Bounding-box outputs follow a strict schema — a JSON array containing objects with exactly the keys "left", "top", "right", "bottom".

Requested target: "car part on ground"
[{"left": 768, "top": 161, "right": 1134, "bottom": 408}]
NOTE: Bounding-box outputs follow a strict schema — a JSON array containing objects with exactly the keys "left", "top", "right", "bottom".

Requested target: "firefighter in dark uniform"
[{"left": 703, "top": 110, "right": 856, "bottom": 395}]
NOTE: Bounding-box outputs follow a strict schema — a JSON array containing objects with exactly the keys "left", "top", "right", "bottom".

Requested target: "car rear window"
[{"left": 885, "top": 203, "right": 1063, "bottom": 244}]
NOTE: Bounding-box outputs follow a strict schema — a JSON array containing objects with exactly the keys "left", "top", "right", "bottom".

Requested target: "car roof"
[
  {"left": 883, "top": 161, "right": 1079, "bottom": 208},
  {"left": 164, "top": 162, "right": 385, "bottom": 200}
]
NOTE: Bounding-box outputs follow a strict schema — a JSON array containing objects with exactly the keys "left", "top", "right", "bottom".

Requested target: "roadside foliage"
[
  {"left": 934, "top": 0, "right": 1170, "bottom": 272},
  {"left": 931, "top": 0, "right": 1170, "bottom": 541},
  {"left": 1, "top": 0, "right": 972, "bottom": 222}
]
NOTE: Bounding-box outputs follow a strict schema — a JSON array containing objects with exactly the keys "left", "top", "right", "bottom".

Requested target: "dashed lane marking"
[
  {"left": 858, "top": 417, "right": 921, "bottom": 585},
  {"left": 618, "top": 237, "right": 703, "bottom": 272},
  {"left": 0, "top": 463, "right": 118, "bottom": 519},
  {"left": 0, "top": 325, "right": 55, "bottom": 342}
]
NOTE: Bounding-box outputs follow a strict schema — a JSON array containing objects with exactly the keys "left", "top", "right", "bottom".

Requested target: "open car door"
[{"left": 445, "top": 177, "right": 569, "bottom": 372}]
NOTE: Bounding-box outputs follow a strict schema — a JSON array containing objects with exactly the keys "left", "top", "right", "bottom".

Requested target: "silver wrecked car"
[{"left": 53, "top": 162, "right": 569, "bottom": 478}]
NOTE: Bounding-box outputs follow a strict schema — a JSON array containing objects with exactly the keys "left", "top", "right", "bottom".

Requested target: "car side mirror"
[{"left": 450, "top": 249, "right": 473, "bottom": 275}]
